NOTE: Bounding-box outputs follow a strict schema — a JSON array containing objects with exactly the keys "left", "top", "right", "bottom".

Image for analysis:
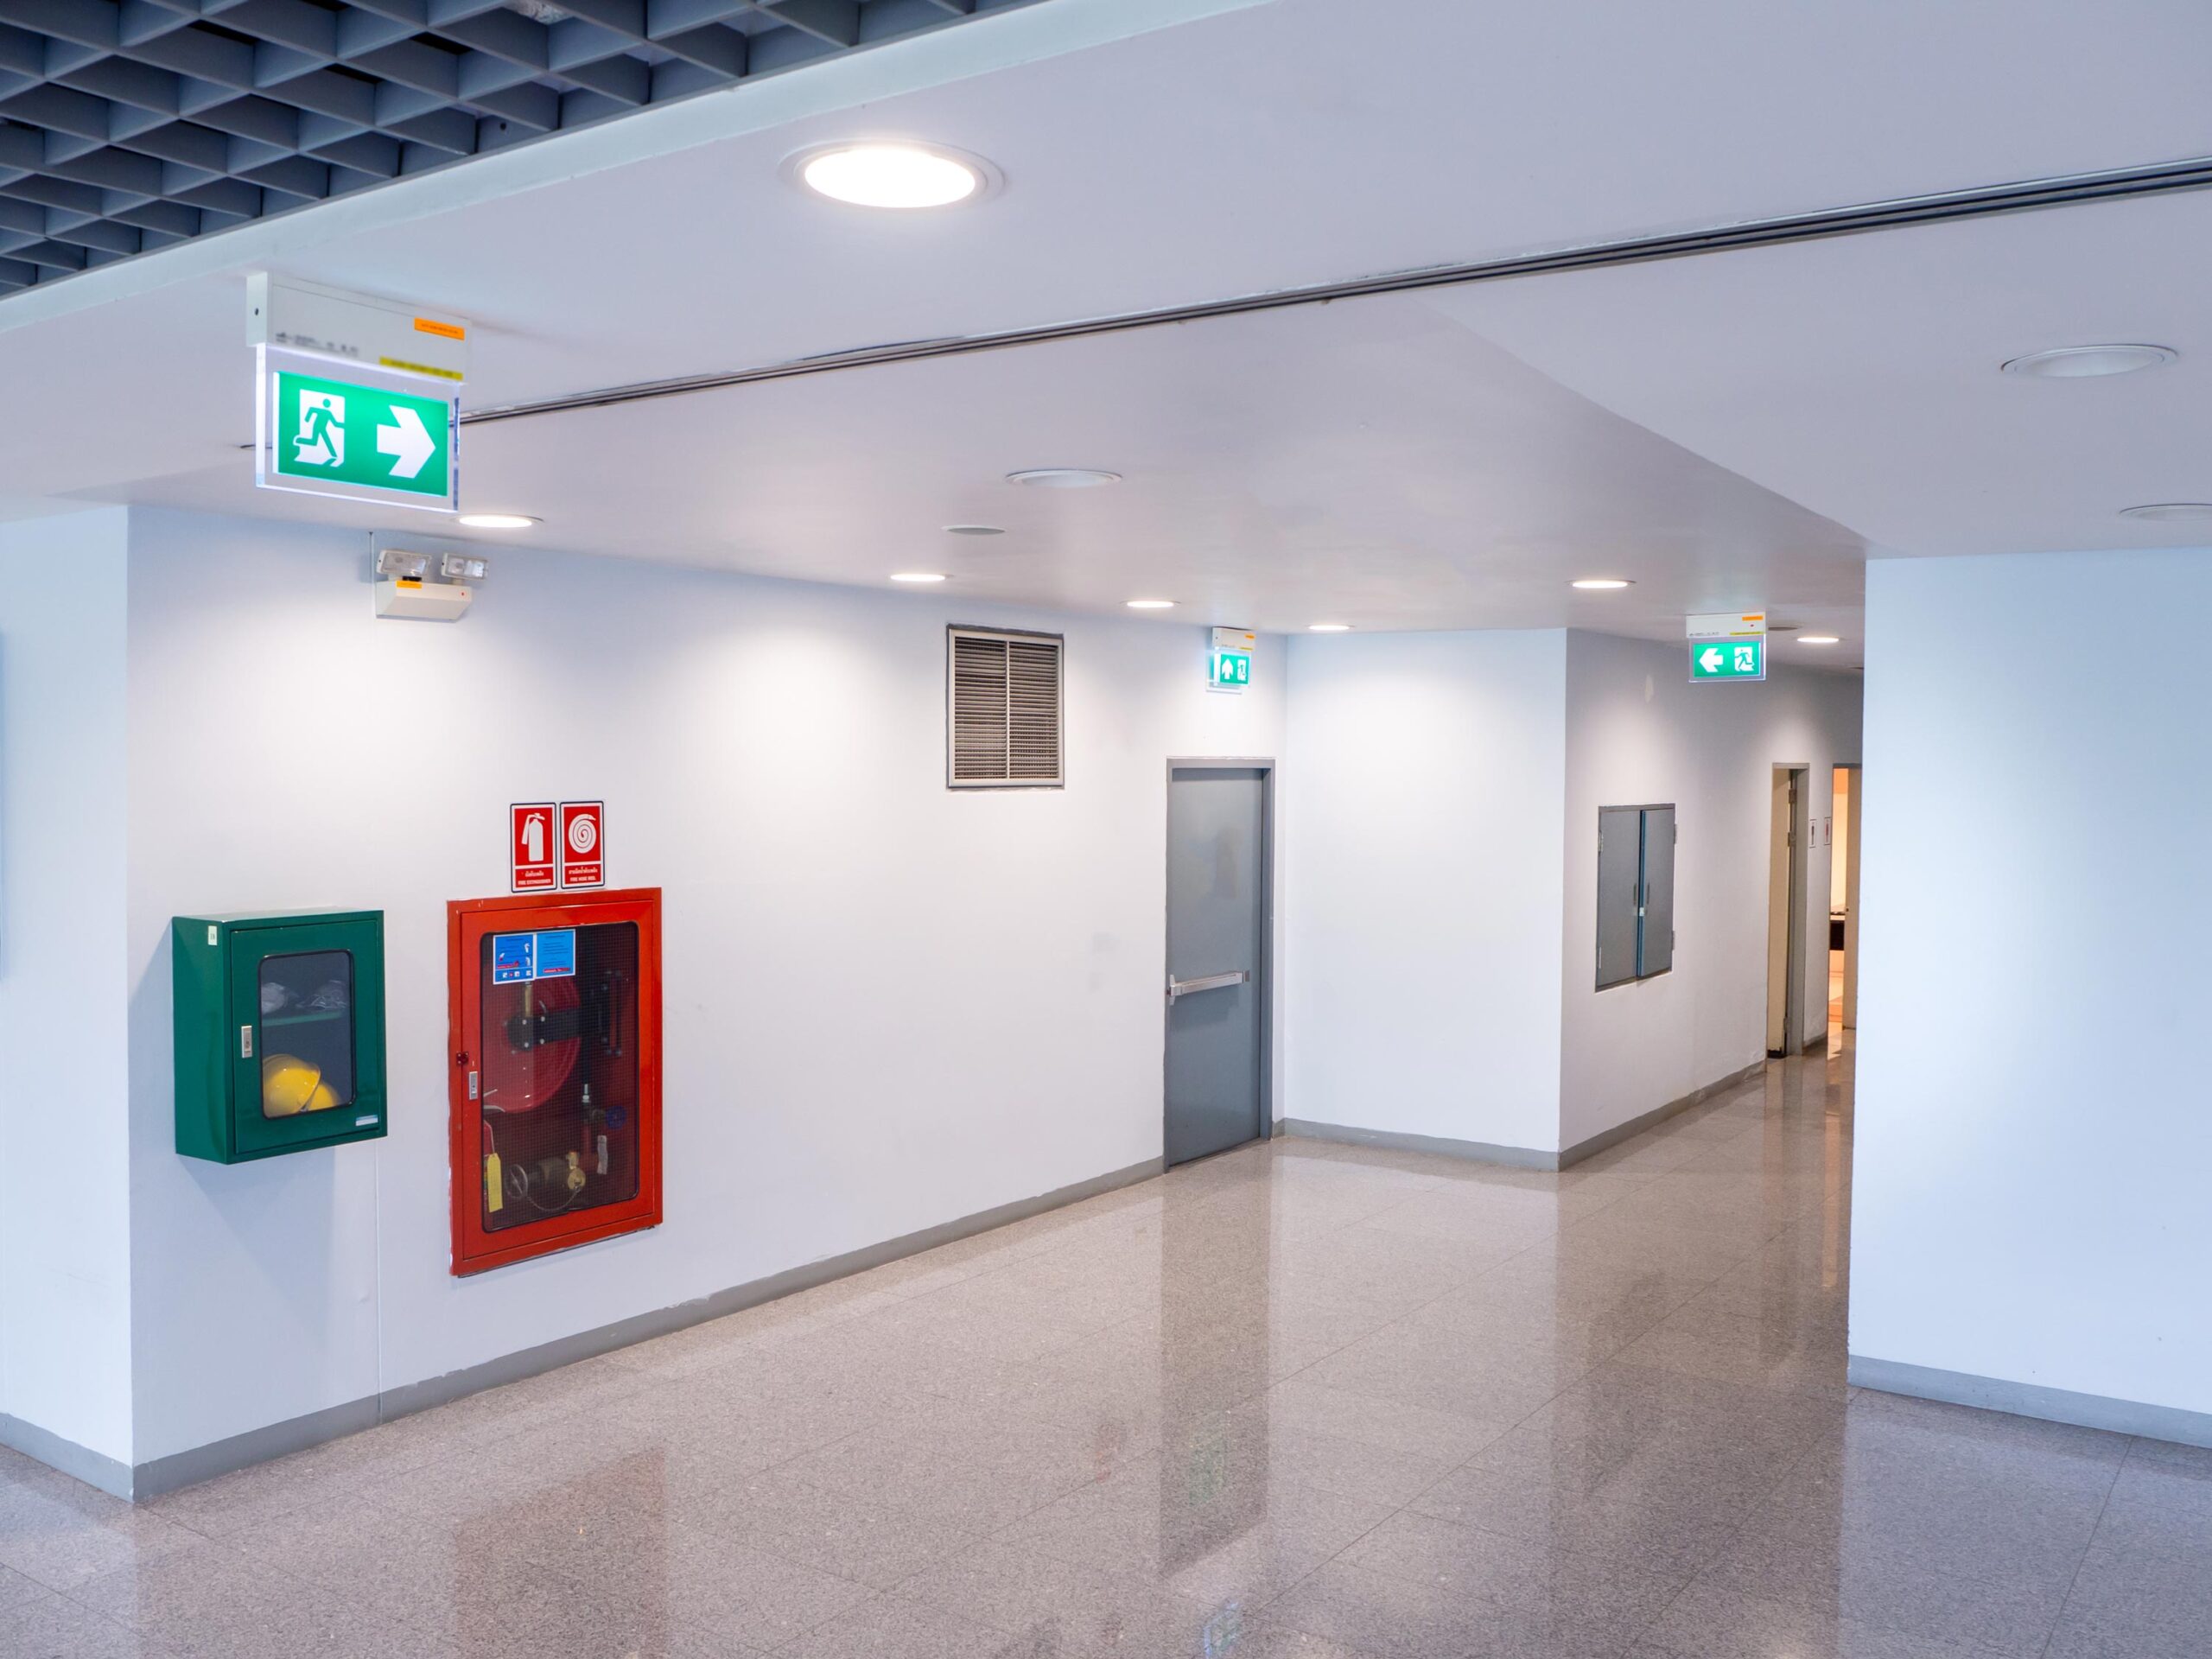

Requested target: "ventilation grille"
[{"left": 948, "top": 626, "right": 1062, "bottom": 787}]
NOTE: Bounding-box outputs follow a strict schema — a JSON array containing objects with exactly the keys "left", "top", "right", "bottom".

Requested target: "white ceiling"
[
  {"left": 4, "top": 0, "right": 2211, "bottom": 662},
  {"left": 126, "top": 289, "right": 1872, "bottom": 648}
]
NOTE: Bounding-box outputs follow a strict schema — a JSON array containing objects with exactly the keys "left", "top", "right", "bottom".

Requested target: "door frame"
[
  {"left": 1163, "top": 758, "right": 1277, "bottom": 1157},
  {"left": 1769, "top": 763, "right": 1811, "bottom": 1057},
  {"left": 1837, "top": 761, "right": 1862, "bottom": 1032}
]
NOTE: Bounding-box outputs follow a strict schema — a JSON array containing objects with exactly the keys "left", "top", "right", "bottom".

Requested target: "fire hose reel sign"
[{"left": 559, "top": 801, "right": 604, "bottom": 889}]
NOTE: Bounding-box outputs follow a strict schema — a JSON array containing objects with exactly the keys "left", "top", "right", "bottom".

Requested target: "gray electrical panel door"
[
  {"left": 1597, "top": 806, "right": 1643, "bottom": 989},
  {"left": 1641, "top": 806, "right": 1676, "bottom": 976},
  {"left": 1165, "top": 767, "right": 1267, "bottom": 1166}
]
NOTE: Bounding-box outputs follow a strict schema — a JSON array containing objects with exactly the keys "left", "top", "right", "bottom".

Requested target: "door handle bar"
[{"left": 1167, "top": 969, "right": 1249, "bottom": 1002}]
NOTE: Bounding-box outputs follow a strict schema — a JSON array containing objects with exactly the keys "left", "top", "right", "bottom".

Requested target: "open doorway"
[
  {"left": 1832, "top": 764, "right": 1861, "bottom": 1037},
  {"left": 1767, "top": 766, "right": 1808, "bottom": 1056}
]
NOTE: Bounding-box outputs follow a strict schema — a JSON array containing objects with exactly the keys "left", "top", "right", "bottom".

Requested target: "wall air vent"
[{"left": 947, "top": 626, "right": 1063, "bottom": 789}]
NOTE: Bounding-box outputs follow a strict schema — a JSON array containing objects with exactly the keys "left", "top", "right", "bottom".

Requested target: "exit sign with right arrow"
[
  {"left": 268, "top": 369, "right": 451, "bottom": 501},
  {"left": 1686, "top": 611, "right": 1768, "bottom": 683}
]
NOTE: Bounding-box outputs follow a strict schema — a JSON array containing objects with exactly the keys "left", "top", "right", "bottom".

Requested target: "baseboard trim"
[
  {"left": 1281, "top": 1058, "right": 1769, "bottom": 1175},
  {"left": 1848, "top": 1355, "right": 2212, "bottom": 1449},
  {"left": 0, "top": 1412, "right": 134, "bottom": 1500},
  {"left": 1276, "top": 1119, "right": 1560, "bottom": 1170},
  {"left": 1556, "top": 1058, "right": 1768, "bottom": 1168},
  {"left": 41, "top": 1154, "right": 1166, "bottom": 1502}
]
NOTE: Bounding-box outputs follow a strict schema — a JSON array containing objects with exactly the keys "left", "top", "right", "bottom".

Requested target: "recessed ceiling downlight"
[
  {"left": 1798, "top": 634, "right": 1841, "bottom": 645},
  {"left": 1125, "top": 598, "right": 1175, "bottom": 610},
  {"left": 457, "top": 513, "right": 538, "bottom": 529},
  {"left": 1308, "top": 623, "right": 1352, "bottom": 632},
  {"left": 891, "top": 572, "right": 947, "bottom": 584},
  {"left": 792, "top": 142, "right": 994, "bottom": 209},
  {"left": 2120, "top": 502, "right": 2212, "bottom": 521},
  {"left": 944, "top": 524, "right": 1004, "bottom": 537},
  {"left": 1999, "top": 344, "right": 2177, "bottom": 378},
  {"left": 1571, "top": 577, "right": 1632, "bottom": 590},
  {"left": 1006, "top": 468, "right": 1122, "bottom": 489}
]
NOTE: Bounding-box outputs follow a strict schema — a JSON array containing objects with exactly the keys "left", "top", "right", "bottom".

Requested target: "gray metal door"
[
  {"left": 1165, "top": 766, "right": 1268, "bottom": 1166},
  {"left": 1641, "top": 805, "right": 1676, "bottom": 976},
  {"left": 1597, "top": 806, "right": 1642, "bottom": 988}
]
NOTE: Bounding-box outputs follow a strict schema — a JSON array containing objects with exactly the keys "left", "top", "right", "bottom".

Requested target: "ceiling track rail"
[{"left": 464, "top": 152, "right": 2212, "bottom": 427}]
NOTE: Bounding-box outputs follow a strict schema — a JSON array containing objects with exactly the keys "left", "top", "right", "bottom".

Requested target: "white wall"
[
  {"left": 124, "top": 508, "right": 1285, "bottom": 1464},
  {"left": 1282, "top": 630, "right": 1567, "bottom": 1154},
  {"left": 0, "top": 509, "right": 135, "bottom": 1466},
  {"left": 1852, "top": 550, "right": 2212, "bottom": 1421},
  {"left": 1560, "top": 631, "right": 1861, "bottom": 1149}
]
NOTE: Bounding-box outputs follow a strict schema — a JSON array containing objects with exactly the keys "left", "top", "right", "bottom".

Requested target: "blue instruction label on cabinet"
[
  {"left": 492, "top": 932, "right": 534, "bottom": 983},
  {"left": 533, "top": 929, "right": 575, "bottom": 979},
  {"left": 491, "top": 930, "right": 575, "bottom": 984}
]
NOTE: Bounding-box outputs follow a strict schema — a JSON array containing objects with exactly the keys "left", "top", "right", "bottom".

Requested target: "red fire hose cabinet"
[{"left": 448, "top": 888, "right": 663, "bottom": 1274}]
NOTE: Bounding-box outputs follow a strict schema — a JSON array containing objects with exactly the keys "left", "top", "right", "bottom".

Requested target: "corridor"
[{"left": 0, "top": 1044, "right": 2199, "bottom": 1657}]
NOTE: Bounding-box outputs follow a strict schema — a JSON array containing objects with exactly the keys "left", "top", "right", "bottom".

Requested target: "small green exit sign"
[
  {"left": 1686, "top": 611, "right": 1768, "bottom": 683},
  {"left": 1209, "top": 626, "right": 1255, "bottom": 691},
  {"left": 1691, "top": 638, "right": 1765, "bottom": 680}
]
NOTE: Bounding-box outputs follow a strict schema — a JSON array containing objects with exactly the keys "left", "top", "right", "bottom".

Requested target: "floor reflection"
[{"left": 9, "top": 1039, "right": 2208, "bottom": 1657}]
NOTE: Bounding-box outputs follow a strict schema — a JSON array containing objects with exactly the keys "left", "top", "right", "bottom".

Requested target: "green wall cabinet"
[{"left": 174, "top": 910, "right": 388, "bottom": 1162}]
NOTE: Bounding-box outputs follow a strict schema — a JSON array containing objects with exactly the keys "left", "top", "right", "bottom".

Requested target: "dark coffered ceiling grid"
[{"left": 0, "top": 0, "right": 1039, "bottom": 294}]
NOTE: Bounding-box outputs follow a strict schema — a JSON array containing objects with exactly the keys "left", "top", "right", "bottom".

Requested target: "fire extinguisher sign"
[
  {"left": 558, "top": 801, "right": 605, "bottom": 889},
  {"left": 510, "top": 803, "right": 557, "bottom": 893}
]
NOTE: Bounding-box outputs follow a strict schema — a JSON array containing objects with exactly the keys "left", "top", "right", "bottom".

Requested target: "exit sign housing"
[{"left": 1209, "top": 626, "right": 1255, "bottom": 692}]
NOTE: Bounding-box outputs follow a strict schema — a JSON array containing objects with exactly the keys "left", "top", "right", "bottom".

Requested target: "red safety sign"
[
  {"left": 559, "top": 801, "right": 605, "bottom": 889},
  {"left": 511, "top": 803, "right": 556, "bottom": 893}
]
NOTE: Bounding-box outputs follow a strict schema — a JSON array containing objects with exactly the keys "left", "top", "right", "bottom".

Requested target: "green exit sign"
[
  {"left": 259, "top": 358, "right": 456, "bottom": 510},
  {"left": 1686, "top": 611, "right": 1768, "bottom": 683},
  {"left": 1210, "top": 626, "right": 1255, "bottom": 692},
  {"left": 1691, "top": 638, "right": 1765, "bottom": 681}
]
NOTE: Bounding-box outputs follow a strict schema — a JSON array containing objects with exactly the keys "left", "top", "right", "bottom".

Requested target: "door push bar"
[{"left": 1167, "top": 969, "right": 1249, "bottom": 1003}]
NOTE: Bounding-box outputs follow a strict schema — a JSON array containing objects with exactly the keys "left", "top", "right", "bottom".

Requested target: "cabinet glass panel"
[
  {"left": 479, "top": 921, "right": 639, "bottom": 1231},
  {"left": 257, "top": 950, "right": 356, "bottom": 1118}
]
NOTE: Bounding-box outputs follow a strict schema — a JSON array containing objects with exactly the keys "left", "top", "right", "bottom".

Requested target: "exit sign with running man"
[
  {"left": 1686, "top": 612, "right": 1768, "bottom": 683},
  {"left": 261, "top": 364, "right": 456, "bottom": 510}
]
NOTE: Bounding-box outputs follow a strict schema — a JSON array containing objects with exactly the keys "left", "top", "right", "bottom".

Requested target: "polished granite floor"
[{"left": 5, "top": 1041, "right": 2208, "bottom": 1658}]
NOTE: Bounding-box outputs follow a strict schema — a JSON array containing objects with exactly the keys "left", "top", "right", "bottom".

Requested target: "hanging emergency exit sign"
[
  {"left": 1209, "top": 626, "right": 1255, "bottom": 692},
  {"left": 264, "top": 367, "right": 454, "bottom": 505},
  {"left": 1687, "top": 612, "right": 1768, "bottom": 683},
  {"left": 250, "top": 276, "right": 467, "bottom": 513}
]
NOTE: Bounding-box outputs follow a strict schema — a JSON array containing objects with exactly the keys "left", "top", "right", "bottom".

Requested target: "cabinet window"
[
  {"left": 257, "top": 950, "right": 355, "bottom": 1117},
  {"left": 478, "top": 921, "right": 640, "bottom": 1230}
]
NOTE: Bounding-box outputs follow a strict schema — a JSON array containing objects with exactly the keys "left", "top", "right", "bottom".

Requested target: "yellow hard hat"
[{"left": 261, "top": 1054, "right": 335, "bottom": 1117}]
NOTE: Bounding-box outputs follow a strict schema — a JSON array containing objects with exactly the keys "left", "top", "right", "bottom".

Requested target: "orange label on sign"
[{"left": 414, "top": 317, "right": 465, "bottom": 340}]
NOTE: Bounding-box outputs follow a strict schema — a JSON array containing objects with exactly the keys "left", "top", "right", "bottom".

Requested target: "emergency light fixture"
[{"left": 374, "top": 546, "right": 482, "bottom": 621}]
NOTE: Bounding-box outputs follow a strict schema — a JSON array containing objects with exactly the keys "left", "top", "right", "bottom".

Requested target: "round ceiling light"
[
  {"left": 1308, "top": 623, "right": 1353, "bottom": 632},
  {"left": 1999, "top": 344, "right": 2177, "bottom": 378},
  {"left": 1007, "top": 468, "right": 1122, "bottom": 489},
  {"left": 1798, "top": 634, "right": 1841, "bottom": 645},
  {"left": 1571, "top": 577, "right": 1632, "bottom": 590},
  {"left": 1125, "top": 598, "right": 1175, "bottom": 610},
  {"left": 944, "top": 524, "right": 1005, "bottom": 536},
  {"left": 456, "top": 513, "right": 538, "bottom": 530},
  {"left": 2120, "top": 502, "right": 2212, "bottom": 521},
  {"left": 890, "top": 572, "right": 947, "bottom": 584},
  {"left": 791, "top": 142, "right": 995, "bottom": 209}
]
